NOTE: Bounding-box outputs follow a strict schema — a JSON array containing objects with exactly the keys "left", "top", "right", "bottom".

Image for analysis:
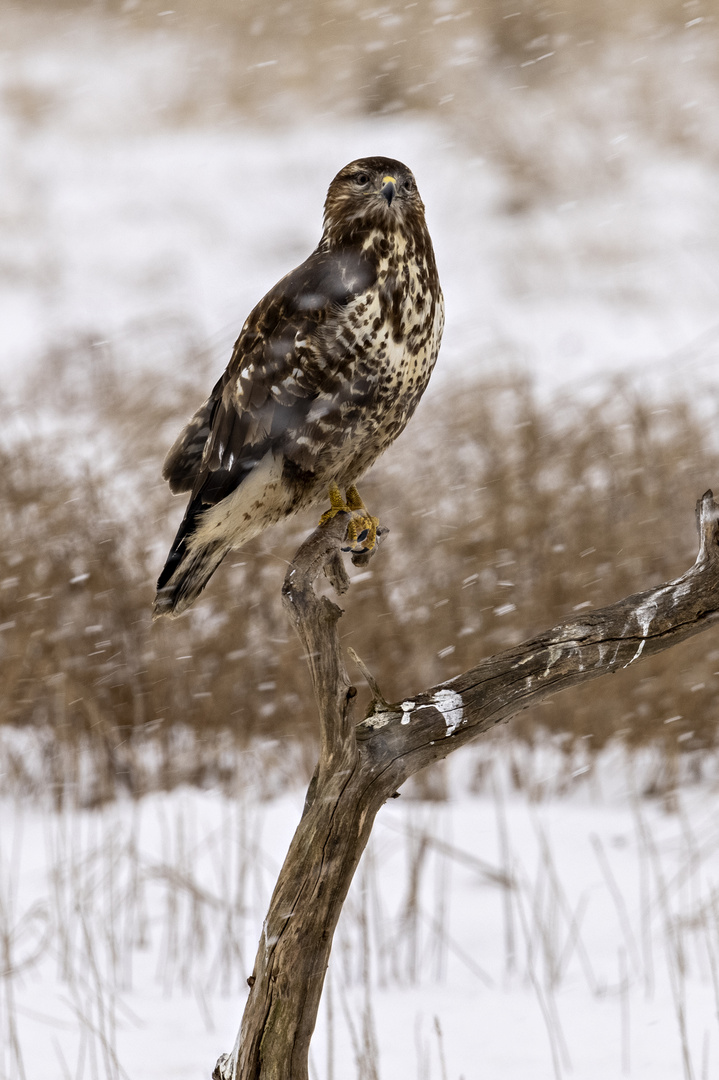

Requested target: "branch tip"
[
  {"left": 696, "top": 489, "right": 719, "bottom": 564},
  {"left": 350, "top": 524, "right": 390, "bottom": 568},
  {"left": 347, "top": 647, "right": 390, "bottom": 709},
  {"left": 324, "top": 548, "right": 350, "bottom": 594}
]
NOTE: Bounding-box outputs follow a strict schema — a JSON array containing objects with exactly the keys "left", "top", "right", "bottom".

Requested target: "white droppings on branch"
[
  {"left": 618, "top": 574, "right": 693, "bottom": 668},
  {"left": 540, "top": 564, "right": 700, "bottom": 677},
  {"left": 624, "top": 596, "right": 658, "bottom": 667},
  {"left": 432, "top": 688, "right": 464, "bottom": 736},
  {"left": 544, "top": 642, "right": 565, "bottom": 676},
  {"left": 621, "top": 635, "right": 643, "bottom": 660},
  {"left": 400, "top": 700, "right": 415, "bottom": 724},
  {"left": 622, "top": 575, "right": 689, "bottom": 669},
  {"left": 570, "top": 644, "right": 586, "bottom": 671},
  {"left": 410, "top": 691, "right": 464, "bottom": 734},
  {"left": 545, "top": 634, "right": 589, "bottom": 675}
]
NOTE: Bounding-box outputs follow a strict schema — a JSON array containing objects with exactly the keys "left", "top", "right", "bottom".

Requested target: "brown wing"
[
  {"left": 162, "top": 391, "right": 218, "bottom": 494},
  {"left": 163, "top": 245, "right": 377, "bottom": 515}
]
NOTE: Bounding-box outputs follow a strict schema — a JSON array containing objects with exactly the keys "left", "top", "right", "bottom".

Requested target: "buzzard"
[{"left": 153, "top": 156, "right": 444, "bottom": 618}]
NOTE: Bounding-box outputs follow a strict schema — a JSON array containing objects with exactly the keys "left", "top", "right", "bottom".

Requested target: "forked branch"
[{"left": 214, "top": 490, "right": 719, "bottom": 1080}]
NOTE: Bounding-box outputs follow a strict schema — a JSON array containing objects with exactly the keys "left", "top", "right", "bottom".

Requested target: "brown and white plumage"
[{"left": 154, "top": 156, "right": 444, "bottom": 618}]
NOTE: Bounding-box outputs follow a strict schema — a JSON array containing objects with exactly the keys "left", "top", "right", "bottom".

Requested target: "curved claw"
[{"left": 341, "top": 515, "right": 379, "bottom": 553}]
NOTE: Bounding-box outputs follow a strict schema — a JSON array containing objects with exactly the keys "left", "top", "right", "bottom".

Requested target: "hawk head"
[{"left": 322, "top": 156, "right": 426, "bottom": 244}]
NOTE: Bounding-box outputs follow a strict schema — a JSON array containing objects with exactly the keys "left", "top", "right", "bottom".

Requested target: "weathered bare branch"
[
  {"left": 214, "top": 490, "right": 719, "bottom": 1080},
  {"left": 356, "top": 490, "right": 719, "bottom": 776},
  {"left": 280, "top": 513, "right": 356, "bottom": 772}
]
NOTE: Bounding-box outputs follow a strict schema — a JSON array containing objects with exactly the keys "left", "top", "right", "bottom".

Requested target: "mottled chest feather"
[
  {"left": 284, "top": 218, "right": 443, "bottom": 488},
  {"left": 156, "top": 155, "right": 444, "bottom": 617},
  {"left": 356, "top": 222, "right": 443, "bottom": 390}
]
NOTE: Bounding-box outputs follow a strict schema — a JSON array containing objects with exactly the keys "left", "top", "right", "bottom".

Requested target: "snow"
[
  {"left": 3, "top": 744, "right": 719, "bottom": 1079},
  {"left": 7, "top": 120, "right": 719, "bottom": 403},
  {"left": 2, "top": 15, "right": 719, "bottom": 405}
]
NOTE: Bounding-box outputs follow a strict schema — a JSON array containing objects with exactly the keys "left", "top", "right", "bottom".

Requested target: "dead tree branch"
[{"left": 214, "top": 490, "right": 719, "bottom": 1080}]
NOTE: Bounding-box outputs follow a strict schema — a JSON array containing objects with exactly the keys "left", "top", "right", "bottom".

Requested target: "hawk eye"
[
  {"left": 354, "top": 172, "right": 370, "bottom": 186},
  {"left": 402, "top": 177, "right": 414, "bottom": 192}
]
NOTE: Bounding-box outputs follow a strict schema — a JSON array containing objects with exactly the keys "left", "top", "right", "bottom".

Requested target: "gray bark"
[{"left": 214, "top": 491, "right": 719, "bottom": 1080}]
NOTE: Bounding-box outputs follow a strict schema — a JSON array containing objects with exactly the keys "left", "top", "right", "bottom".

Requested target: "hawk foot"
[{"left": 319, "top": 483, "right": 380, "bottom": 553}]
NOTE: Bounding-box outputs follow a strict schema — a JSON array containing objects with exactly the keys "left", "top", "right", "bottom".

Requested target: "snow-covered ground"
[
  {"left": 3, "top": 12, "right": 719, "bottom": 406},
  {"left": 3, "top": 743, "right": 719, "bottom": 1080}
]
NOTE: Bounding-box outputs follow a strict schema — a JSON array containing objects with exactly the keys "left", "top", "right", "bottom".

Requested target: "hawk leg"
[{"left": 319, "top": 483, "right": 380, "bottom": 553}]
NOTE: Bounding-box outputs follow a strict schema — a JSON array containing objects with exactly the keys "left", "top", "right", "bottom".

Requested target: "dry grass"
[{"left": 1, "top": 332, "right": 719, "bottom": 800}]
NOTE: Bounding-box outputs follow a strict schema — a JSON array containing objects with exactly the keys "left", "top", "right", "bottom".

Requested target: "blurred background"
[
  {"left": 3, "top": 0, "right": 719, "bottom": 798},
  {"left": 6, "top": 6, "right": 719, "bottom": 1080}
]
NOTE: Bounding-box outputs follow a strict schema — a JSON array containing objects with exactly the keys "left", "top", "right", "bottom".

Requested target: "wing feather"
[
  {"left": 161, "top": 390, "right": 218, "bottom": 494},
  {"left": 166, "top": 245, "right": 376, "bottom": 512}
]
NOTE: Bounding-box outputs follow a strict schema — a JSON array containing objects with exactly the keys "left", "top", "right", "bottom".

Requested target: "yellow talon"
[
  {"left": 345, "top": 485, "right": 364, "bottom": 511},
  {"left": 318, "top": 483, "right": 380, "bottom": 553},
  {"left": 318, "top": 482, "right": 347, "bottom": 525}
]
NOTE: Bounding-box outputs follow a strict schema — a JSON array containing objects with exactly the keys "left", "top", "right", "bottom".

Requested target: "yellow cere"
[{"left": 382, "top": 175, "right": 397, "bottom": 185}]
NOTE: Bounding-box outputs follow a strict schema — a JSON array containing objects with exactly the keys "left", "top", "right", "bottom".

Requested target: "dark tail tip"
[{"left": 153, "top": 539, "right": 229, "bottom": 619}]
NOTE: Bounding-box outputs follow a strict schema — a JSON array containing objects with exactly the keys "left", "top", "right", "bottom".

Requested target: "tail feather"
[
  {"left": 153, "top": 539, "right": 229, "bottom": 619},
  {"left": 154, "top": 450, "right": 284, "bottom": 618},
  {"left": 154, "top": 500, "right": 230, "bottom": 618}
]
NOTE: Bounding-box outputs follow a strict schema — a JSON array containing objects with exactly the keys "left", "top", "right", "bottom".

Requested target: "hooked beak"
[{"left": 380, "top": 175, "right": 397, "bottom": 206}]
